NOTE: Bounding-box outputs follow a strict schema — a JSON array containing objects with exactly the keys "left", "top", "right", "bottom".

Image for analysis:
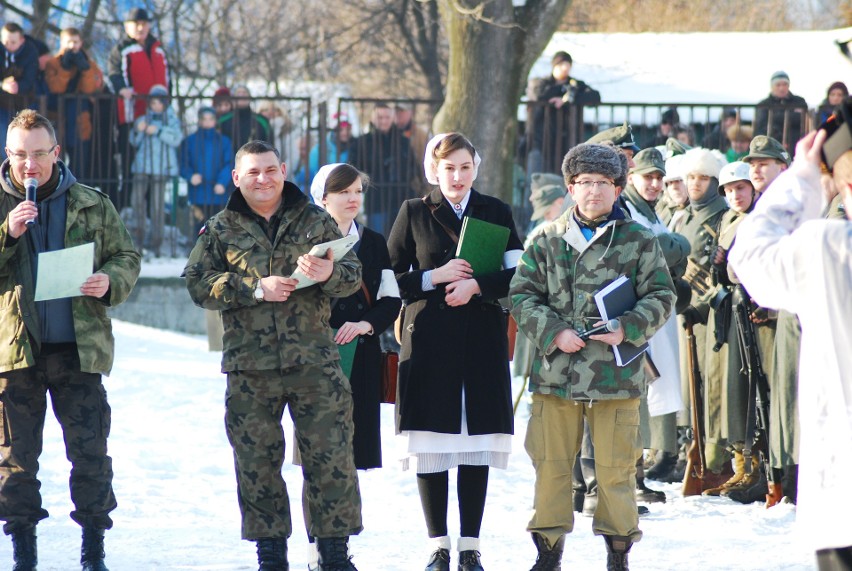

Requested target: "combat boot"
[
  {"left": 457, "top": 537, "right": 484, "bottom": 571},
  {"left": 11, "top": 526, "right": 37, "bottom": 571},
  {"left": 645, "top": 451, "right": 678, "bottom": 482},
  {"left": 529, "top": 533, "right": 564, "bottom": 571},
  {"left": 723, "top": 465, "right": 768, "bottom": 504},
  {"left": 81, "top": 527, "right": 109, "bottom": 571},
  {"left": 256, "top": 537, "right": 288, "bottom": 571},
  {"left": 703, "top": 448, "right": 746, "bottom": 496},
  {"left": 603, "top": 535, "right": 632, "bottom": 571},
  {"left": 635, "top": 477, "right": 666, "bottom": 503},
  {"left": 316, "top": 537, "right": 357, "bottom": 571}
]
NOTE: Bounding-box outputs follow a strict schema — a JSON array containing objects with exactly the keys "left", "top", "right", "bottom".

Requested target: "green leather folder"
[{"left": 455, "top": 216, "right": 510, "bottom": 276}]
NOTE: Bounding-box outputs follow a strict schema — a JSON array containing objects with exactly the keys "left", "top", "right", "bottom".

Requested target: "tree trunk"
[{"left": 434, "top": 0, "right": 570, "bottom": 204}]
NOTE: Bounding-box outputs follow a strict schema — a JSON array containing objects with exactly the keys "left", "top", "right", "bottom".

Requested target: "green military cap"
[
  {"left": 586, "top": 122, "right": 640, "bottom": 153},
  {"left": 531, "top": 184, "right": 565, "bottom": 220},
  {"left": 743, "top": 135, "right": 791, "bottom": 166},
  {"left": 631, "top": 148, "right": 666, "bottom": 175},
  {"left": 665, "top": 137, "right": 692, "bottom": 158},
  {"left": 530, "top": 172, "right": 564, "bottom": 199}
]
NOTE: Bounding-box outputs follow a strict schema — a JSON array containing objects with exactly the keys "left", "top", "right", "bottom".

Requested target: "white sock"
[
  {"left": 457, "top": 536, "right": 480, "bottom": 553},
  {"left": 430, "top": 535, "right": 451, "bottom": 551},
  {"left": 307, "top": 541, "right": 318, "bottom": 566}
]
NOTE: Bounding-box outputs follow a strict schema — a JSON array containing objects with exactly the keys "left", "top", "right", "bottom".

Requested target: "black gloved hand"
[{"left": 681, "top": 306, "right": 704, "bottom": 328}]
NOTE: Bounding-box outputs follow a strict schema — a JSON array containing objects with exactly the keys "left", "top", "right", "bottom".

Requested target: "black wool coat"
[
  {"left": 330, "top": 224, "right": 401, "bottom": 469},
  {"left": 387, "top": 188, "right": 523, "bottom": 436}
]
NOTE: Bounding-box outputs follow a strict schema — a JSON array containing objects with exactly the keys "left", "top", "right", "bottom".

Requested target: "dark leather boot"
[
  {"left": 11, "top": 526, "right": 37, "bottom": 571},
  {"left": 636, "top": 459, "right": 666, "bottom": 503},
  {"left": 81, "top": 527, "right": 109, "bottom": 571},
  {"left": 457, "top": 550, "right": 484, "bottom": 571},
  {"left": 317, "top": 537, "right": 357, "bottom": 571},
  {"left": 604, "top": 535, "right": 632, "bottom": 571},
  {"left": 425, "top": 548, "right": 450, "bottom": 571},
  {"left": 572, "top": 455, "right": 586, "bottom": 513},
  {"left": 529, "top": 533, "right": 564, "bottom": 571},
  {"left": 256, "top": 537, "right": 288, "bottom": 571},
  {"left": 723, "top": 467, "right": 768, "bottom": 504},
  {"left": 645, "top": 451, "right": 678, "bottom": 482}
]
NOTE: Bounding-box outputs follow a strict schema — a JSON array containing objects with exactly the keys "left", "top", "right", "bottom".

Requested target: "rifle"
[
  {"left": 682, "top": 320, "right": 708, "bottom": 496},
  {"left": 732, "top": 286, "right": 782, "bottom": 506}
]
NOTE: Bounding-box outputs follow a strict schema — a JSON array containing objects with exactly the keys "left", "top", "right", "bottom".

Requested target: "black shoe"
[
  {"left": 81, "top": 527, "right": 109, "bottom": 571},
  {"left": 635, "top": 478, "right": 666, "bottom": 503},
  {"left": 725, "top": 469, "right": 768, "bottom": 504},
  {"left": 11, "top": 526, "right": 37, "bottom": 571},
  {"left": 425, "top": 548, "right": 450, "bottom": 571},
  {"left": 458, "top": 550, "right": 484, "bottom": 571},
  {"left": 604, "top": 535, "right": 632, "bottom": 571},
  {"left": 637, "top": 505, "right": 650, "bottom": 517},
  {"left": 530, "top": 533, "right": 564, "bottom": 571},
  {"left": 256, "top": 537, "right": 288, "bottom": 571},
  {"left": 317, "top": 537, "right": 357, "bottom": 571},
  {"left": 645, "top": 451, "right": 678, "bottom": 482}
]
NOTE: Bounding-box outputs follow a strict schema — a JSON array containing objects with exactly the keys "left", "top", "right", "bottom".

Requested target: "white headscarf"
[
  {"left": 309, "top": 163, "right": 345, "bottom": 205},
  {"left": 423, "top": 133, "right": 482, "bottom": 186}
]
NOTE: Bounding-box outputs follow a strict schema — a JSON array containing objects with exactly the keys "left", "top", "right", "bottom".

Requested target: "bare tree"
[{"left": 433, "top": 0, "right": 571, "bottom": 203}]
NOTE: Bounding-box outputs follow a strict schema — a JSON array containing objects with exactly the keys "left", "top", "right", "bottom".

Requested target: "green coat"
[
  {"left": 0, "top": 180, "right": 141, "bottom": 375},
  {"left": 184, "top": 182, "right": 362, "bottom": 373},
  {"left": 510, "top": 207, "right": 675, "bottom": 401}
]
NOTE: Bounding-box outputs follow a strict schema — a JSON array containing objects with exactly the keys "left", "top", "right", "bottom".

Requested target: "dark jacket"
[
  {"left": 108, "top": 35, "right": 170, "bottom": 124},
  {"left": 179, "top": 127, "right": 234, "bottom": 206},
  {"left": 387, "top": 188, "right": 523, "bottom": 435},
  {"left": 754, "top": 92, "right": 808, "bottom": 149},
  {"left": 331, "top": 224, "right": 401, "bottom": 468},
  {"left": 218, "top": 107, "right": 271, "bottom": 149},
  {"left": 0, "top": 38, "right": 40, "bottom": 97}
]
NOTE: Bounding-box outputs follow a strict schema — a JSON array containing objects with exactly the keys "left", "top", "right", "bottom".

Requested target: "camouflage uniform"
[
  {"left": 510, "top": 206, "right": 674, "bottom": 547},
  {"left": 0, "top": 163, "right": 141, "bottom": 534},
  {"left": 184, "top": 182, "right": 363, "bottom": 540}
]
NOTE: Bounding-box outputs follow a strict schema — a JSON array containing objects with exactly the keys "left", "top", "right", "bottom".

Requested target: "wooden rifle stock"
[{"left": 682, "top": 321, "right": 708, "bottom": 496}]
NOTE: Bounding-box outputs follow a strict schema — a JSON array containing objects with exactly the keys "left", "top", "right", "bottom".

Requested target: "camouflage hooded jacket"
[
  {"left": 184, "top": 182, "right": 361, "bottom": 373},
  {"left": 509, "top": 207, "right": 675, "bottom": 400},
  {"left": 0, "top": 169, "right": 141, "bottom": 376}
]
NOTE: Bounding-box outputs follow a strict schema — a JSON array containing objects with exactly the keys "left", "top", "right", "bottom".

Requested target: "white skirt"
[{"left": 400, "top": 389, "right": 512, "bottom": 473}]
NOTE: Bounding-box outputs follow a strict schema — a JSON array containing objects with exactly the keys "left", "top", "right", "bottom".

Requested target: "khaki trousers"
[{"left": 526, "top": 394, "right": 642, "bottom": 547}]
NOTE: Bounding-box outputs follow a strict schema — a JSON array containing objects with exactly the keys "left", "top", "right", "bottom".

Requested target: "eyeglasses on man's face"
[
  {"left": 573, "top": 179, "right": 615, "bottom": 190},
  {"left": 6, "top": 145, "right": 58, "bottom": 162}
]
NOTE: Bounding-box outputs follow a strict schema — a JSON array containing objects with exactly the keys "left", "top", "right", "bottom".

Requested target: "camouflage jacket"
[
  {"left": 509, "top": 207, "right": 675, "bottom": 400},
  {"left": 0, "top": 173, "right": 141, "bottom": 375},
  {"left": 184, "top": 182, "right": 362, "bottom": 373}
]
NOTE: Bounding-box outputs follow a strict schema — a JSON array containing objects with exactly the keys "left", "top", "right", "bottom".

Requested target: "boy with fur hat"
[
  {"left": 129, "top": 84, "right": 182, "bottom": 256},
  {"left": 511, "top": 143, "right": 674, "bottom": 570}
]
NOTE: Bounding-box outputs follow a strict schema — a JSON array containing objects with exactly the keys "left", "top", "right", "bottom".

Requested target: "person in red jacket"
[{"left": 107, "top": 7, "right": 170, "bottom": 206}]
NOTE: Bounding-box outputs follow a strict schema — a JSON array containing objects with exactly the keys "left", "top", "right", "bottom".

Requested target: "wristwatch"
[{"left": 254, "top": 281, "right": 264, "bottom": 302}]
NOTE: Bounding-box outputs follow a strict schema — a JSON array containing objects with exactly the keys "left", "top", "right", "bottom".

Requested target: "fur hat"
[
  {"left": 726, "top": 124, "right": 753, "bottom": 143},
  {"left": 663, "top": 154, "right": 685, "bottom": 183},
  {"left": 562, "top": 143, "right": 628, "bottom": 189},
  {"left": 680, "top": 147, "right": 725, "bottom": 179}
]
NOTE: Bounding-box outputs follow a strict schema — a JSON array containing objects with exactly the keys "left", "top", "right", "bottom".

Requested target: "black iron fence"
[{"left": 0, "top": 93, "right": 817, "bottom": 253}]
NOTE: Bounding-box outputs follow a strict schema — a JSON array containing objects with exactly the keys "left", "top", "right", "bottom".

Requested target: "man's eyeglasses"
[
  {"left": 7, "top": 145, "right": 57, "bottom": 162},
  {"left": 573, "top": 180, "right": 614, "bottom": 190}
]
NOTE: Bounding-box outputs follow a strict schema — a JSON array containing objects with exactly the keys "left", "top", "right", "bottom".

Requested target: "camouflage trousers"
[
  {"left": 0, "top": 344, "right": 116, "bottom": 535},
  {"left": 226, "top": 362, "right": 363, "bottom": 540}
]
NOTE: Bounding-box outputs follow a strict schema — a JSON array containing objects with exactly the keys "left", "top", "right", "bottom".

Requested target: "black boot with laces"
[
  {"left": 425, "top": 547, "right": 450, "bottom": 571},
  {"left": 81, "top": 527, "right": 109, "bottom": 571},
  {"left": 458, "top": 549, "right": 484, "bottom": 571},
  {"left": 317, "top": 537, "right": 357, "bottom": 571}
]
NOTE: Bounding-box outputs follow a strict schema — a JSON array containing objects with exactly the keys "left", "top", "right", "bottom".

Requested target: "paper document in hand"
[
  {"left": 290, "top": 234, "right": 358, "bottom": 289},
  {"left": 593, "top": 275, "right": 649, "bottom": 366},
  {"left": 455, "top": 216, "right": 510, "bottom": 276},
  {"left": 34, "top": 242, "right": 94, "bottom": 301}
]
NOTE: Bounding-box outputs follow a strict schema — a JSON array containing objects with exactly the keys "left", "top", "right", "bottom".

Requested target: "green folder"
[
  {"left": 455, "top": 216, "right": 511, "bottom": 276},
  {"left": 336, "top": 333, "right": 358, "bottom": 379}
]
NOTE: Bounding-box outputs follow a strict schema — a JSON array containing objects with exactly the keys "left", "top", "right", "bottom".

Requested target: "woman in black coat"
[
  {"left": 387, "top": 133, "right": 523, "bottom": 570},
  {"left": 304, "top": 162, "right": 401, "bottom": 568}
]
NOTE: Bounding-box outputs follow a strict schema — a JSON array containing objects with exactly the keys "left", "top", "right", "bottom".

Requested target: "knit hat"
[
  {"left": 726, "top": 124, "right": 753, "bottom": 143},
  {"left": 531, "top": 185, "right": 565, "bottom": 221},
  {"left": 197, "top": 106, "right": 216, "bottom": 119},
  {"left": 770, "top": 71, "right": 790, "bottom": 85},
  {"left": 631, "top": 147, "right": 666, "bottom": 176},
  {"left": 213, "top": 86, "right": 231, "bottom": 105},
  {"left": 148, "top": 84, "right": 168, "bottom": 104},
  {"left": 125, "top": 7, "right": 151, "bottom": 22},
  {"left": 562, "top": 143, "right": 629, "bottom": 189},
  {"left": 680, "top": 147, "right": 724, "bottom": 179},
  {"left": 665, "top": 137, "right": 691, "bottom": 159},
  {"left": 718, "top": 161, "right": 752, "bottom": 193},
  {"left": 742, "top": 135, "right": 791, "bottom": 165},
  {"left": 551, "top": 51, "right": 572, "bottom": 68},
  {"left": 586, "top": 122, "right": 640, "bottom": 153},
  {"left": 663, "top": 154, "right": 685, "bottom": 183}
]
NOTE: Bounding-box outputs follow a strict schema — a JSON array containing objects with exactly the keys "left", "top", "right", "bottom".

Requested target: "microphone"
[
  {"left": 578, "top": 318, "right": 620, "bottom": 340},
  {"left": 24, "top": 177, "right": 38, "bottom": 226}
]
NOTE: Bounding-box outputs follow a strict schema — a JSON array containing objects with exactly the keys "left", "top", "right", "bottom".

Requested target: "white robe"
[
  {"left": 729, "top": 160, "right": 852, "bottom": 553},
  {"left": 623, "top": 200, "right": 683, "bottom": 416}
]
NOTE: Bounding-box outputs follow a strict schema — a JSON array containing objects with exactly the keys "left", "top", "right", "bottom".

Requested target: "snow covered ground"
[{"left": 0, "top": 320, "right": 818, "bottom": 570}]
